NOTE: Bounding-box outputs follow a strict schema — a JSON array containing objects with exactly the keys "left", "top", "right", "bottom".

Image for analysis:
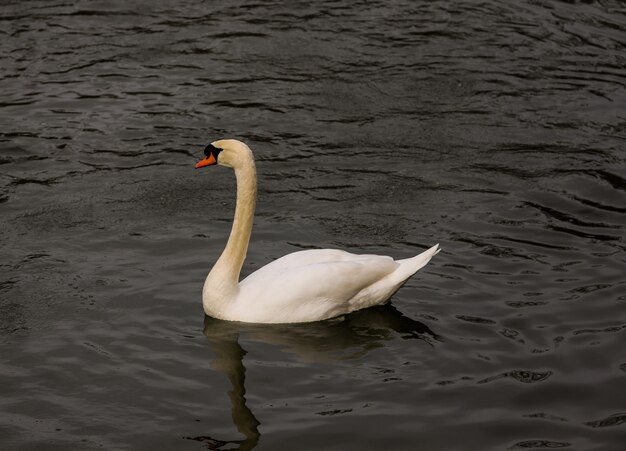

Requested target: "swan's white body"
[{"left": 197, "top": 139, "right": 440, "bottom": 324}]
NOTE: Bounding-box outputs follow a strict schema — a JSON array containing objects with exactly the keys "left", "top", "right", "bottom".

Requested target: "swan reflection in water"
[{"left": 187, "top": 303, "right": 439, "bottom": 450}]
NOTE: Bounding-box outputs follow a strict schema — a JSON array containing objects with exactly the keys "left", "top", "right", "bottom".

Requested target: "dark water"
[{"left": 1, "top": 1, "right": 625, "bottom": 449}]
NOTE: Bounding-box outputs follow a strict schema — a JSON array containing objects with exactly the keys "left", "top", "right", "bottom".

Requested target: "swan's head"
[{"left": 194, "top": 139, "right": 252, "bottom": 169}]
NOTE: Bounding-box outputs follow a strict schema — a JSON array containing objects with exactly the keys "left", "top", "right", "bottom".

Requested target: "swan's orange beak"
[{"left": 195, "top": 154, "right": 217, "bottom": 169}]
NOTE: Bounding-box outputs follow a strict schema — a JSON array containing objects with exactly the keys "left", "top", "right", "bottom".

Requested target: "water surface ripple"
[{"left": 1, "top": 1, "right": 625, "bottom": 450}]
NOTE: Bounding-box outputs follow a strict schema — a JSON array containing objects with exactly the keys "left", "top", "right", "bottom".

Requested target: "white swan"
[{"left": 195, "top": 139, "right": 440, "bottom": 324}]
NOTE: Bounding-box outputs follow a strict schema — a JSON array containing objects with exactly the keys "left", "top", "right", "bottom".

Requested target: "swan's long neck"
[{"left": 204, "top": 154, "right": 257, "bottom": 304}]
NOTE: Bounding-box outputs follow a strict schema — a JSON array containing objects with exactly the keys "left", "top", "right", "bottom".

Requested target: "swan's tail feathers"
[{"left": 396, "top": 243, "right": 440, "bottom": 279}]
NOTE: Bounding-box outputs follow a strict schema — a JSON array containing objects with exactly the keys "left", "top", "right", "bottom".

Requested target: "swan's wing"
[
  {"left": 236, "top": 251, "right": 400, "bottom": 323},
  {"left": 244, "top": 249, "right": 362, "bottom": 276},
  {"left": 241, "top": 249, "right": 397, "bottom": 294}
]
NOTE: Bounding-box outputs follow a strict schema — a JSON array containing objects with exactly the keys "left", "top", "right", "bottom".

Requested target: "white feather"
[{"left": 197, "top": 139, "right": 440, "bottom": 324}]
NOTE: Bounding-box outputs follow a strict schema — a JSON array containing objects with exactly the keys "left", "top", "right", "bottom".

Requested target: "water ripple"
[{"left": 1, "top": 0, "right": 625, "bottom": 450}]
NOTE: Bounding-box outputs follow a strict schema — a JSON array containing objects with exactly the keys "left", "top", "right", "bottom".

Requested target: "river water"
[{"left": 1, "top": 1, "right": 625, "bottom": 450}]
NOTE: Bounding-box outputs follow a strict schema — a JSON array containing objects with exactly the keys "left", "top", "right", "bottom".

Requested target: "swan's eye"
[{"left": 204, "top": 144, "right": 223, "bottom": 159}]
